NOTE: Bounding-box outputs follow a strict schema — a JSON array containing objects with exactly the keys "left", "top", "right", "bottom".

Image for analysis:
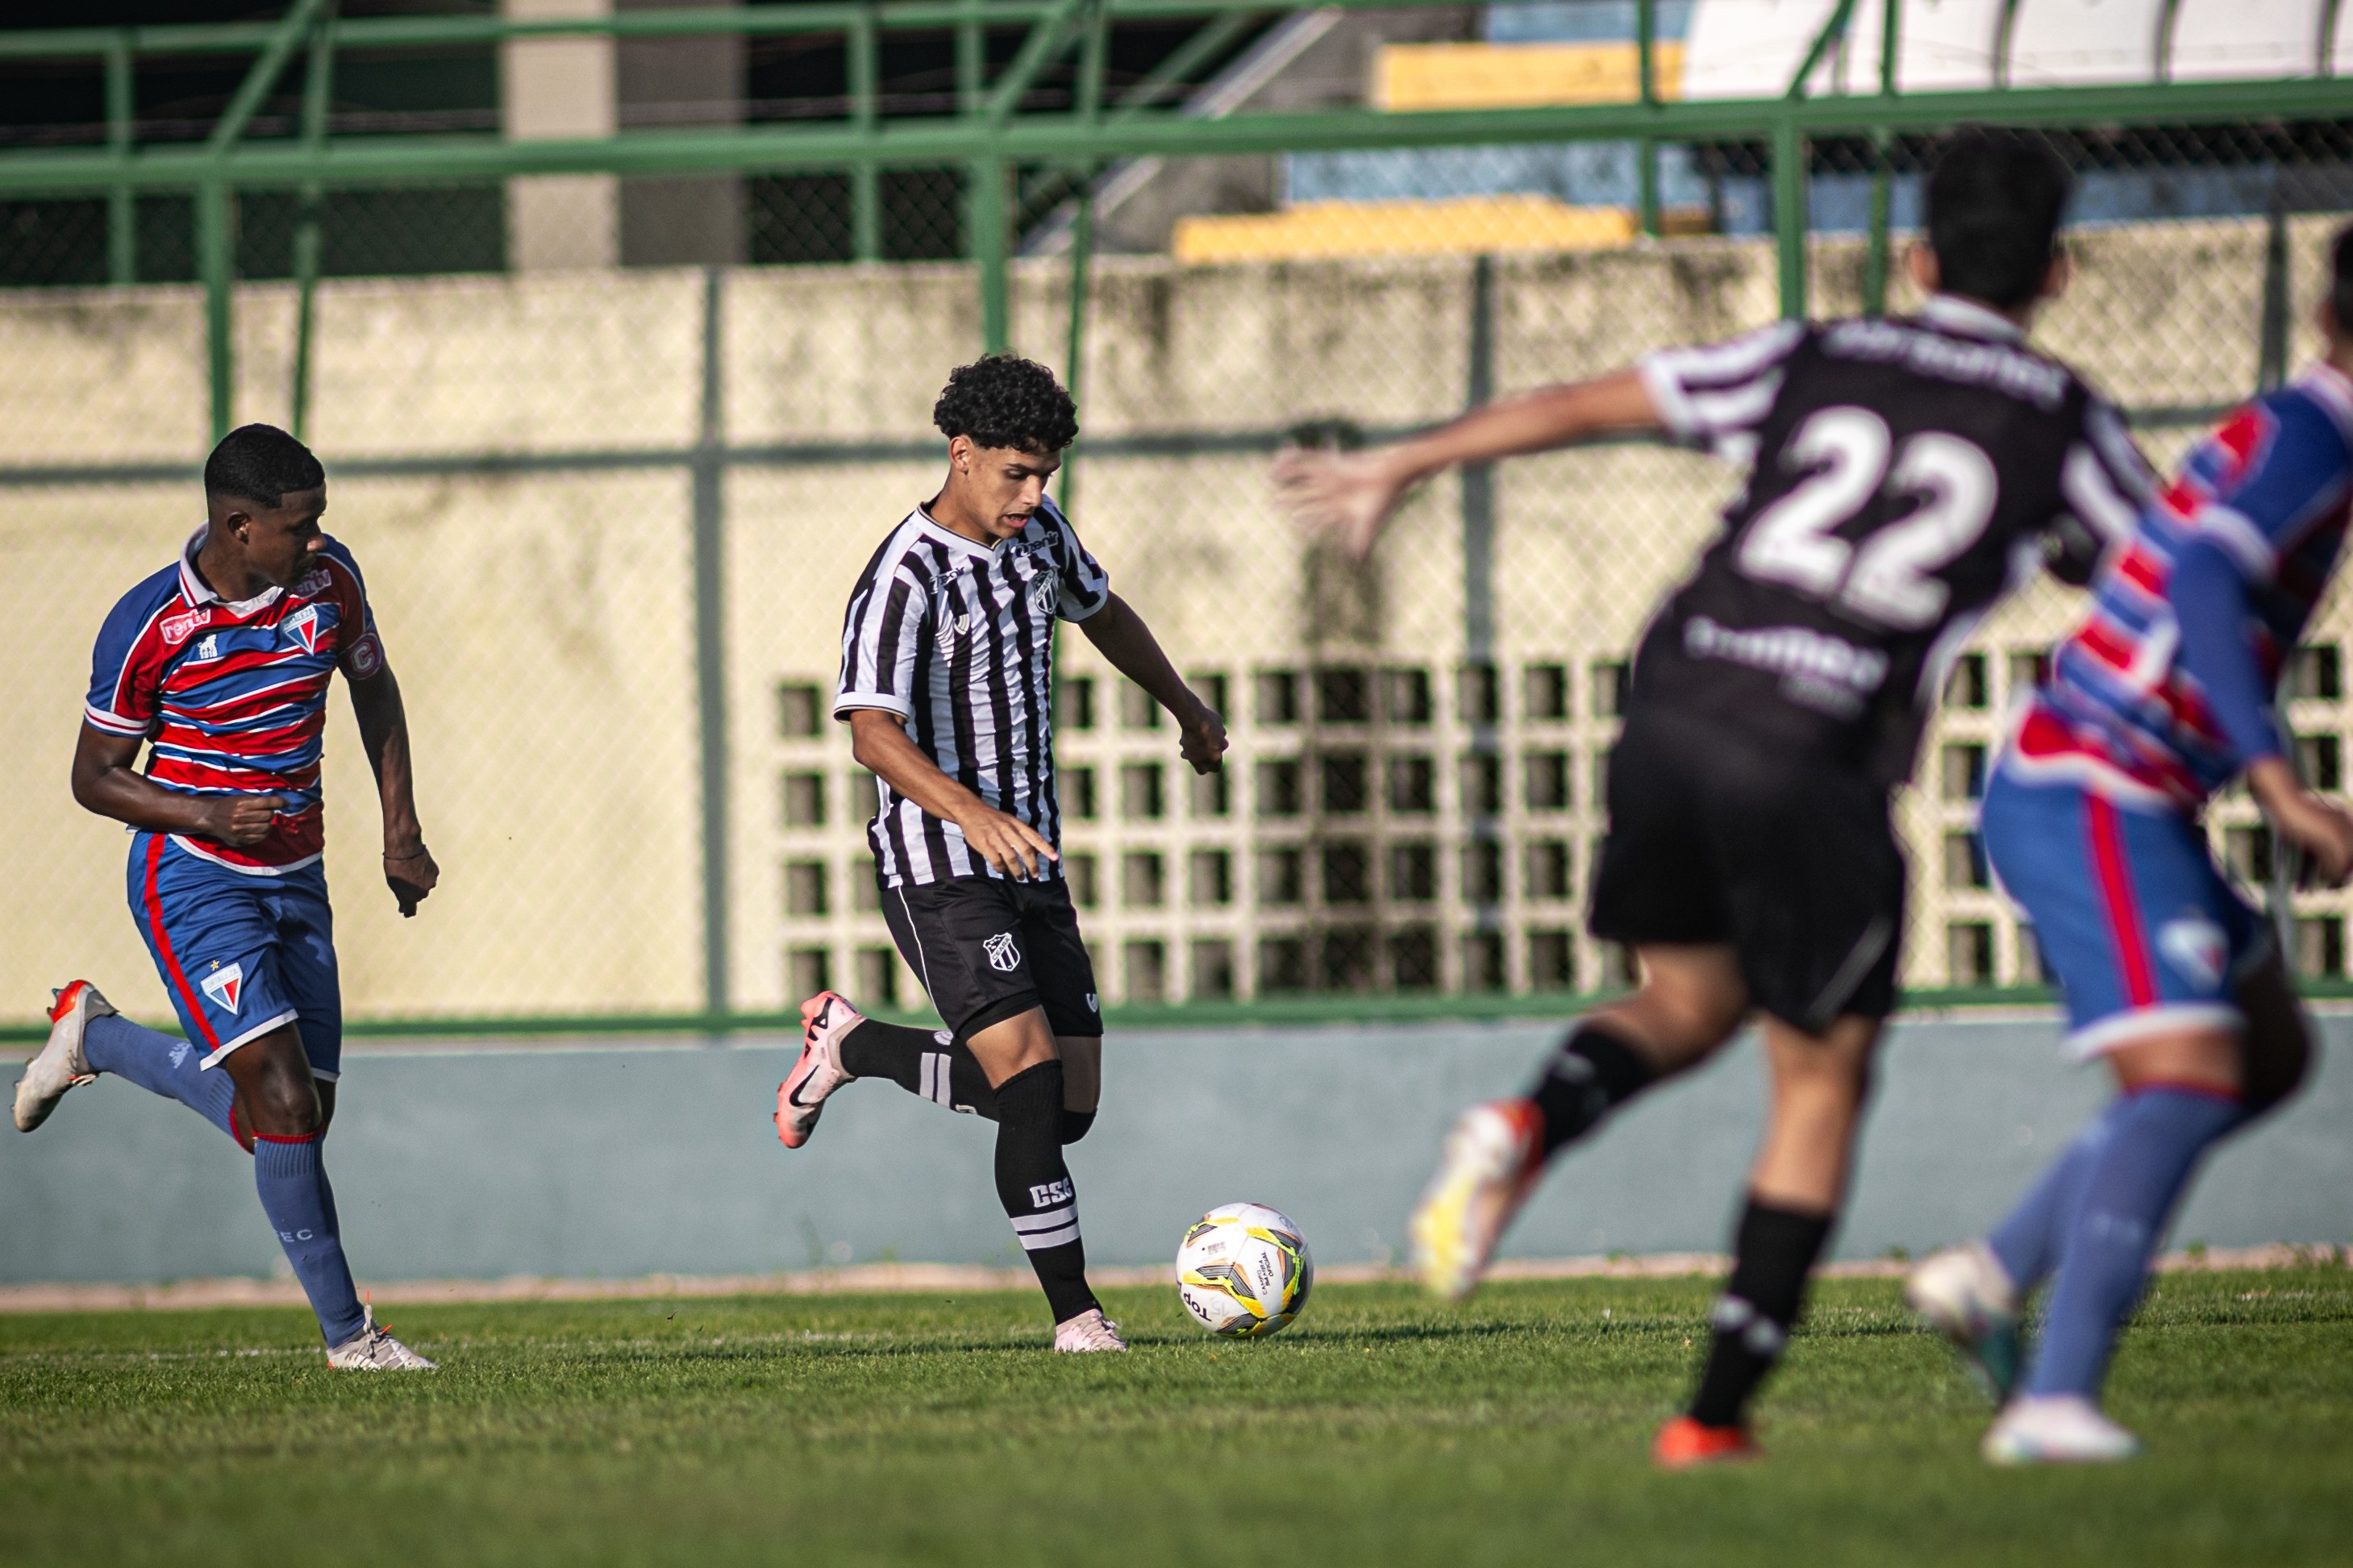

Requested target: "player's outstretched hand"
[
  {"left": 2249, "top": 757, "right": 2353, "bottom": 887},
  {"left": 384, "top": 844, "right": 439, "bottom": 917},
  {"left": 1178, "top": 701, "right": 1228, "bottom": 776},
  {"left": 1270, "top": 447, "right": 1406, "bottom": 563},
  {"left": 200, "top": 793, "right": 285, "bottom": 847},
  {"left": 958, "top": 805, "right": 1060, "bottom": 882}
]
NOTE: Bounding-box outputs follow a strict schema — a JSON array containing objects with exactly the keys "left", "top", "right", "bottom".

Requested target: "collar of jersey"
[
  {"left": 911, "top": 506, "right": 1019, "bottom": 561},
  {"left": 176, "top": 523, "right": 286, "bottom": 617},
  {"left": 1918, "top": 293, "right": 2026, "bottom": 344}
]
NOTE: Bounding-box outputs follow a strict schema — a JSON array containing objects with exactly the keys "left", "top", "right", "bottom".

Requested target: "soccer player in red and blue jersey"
[
  {"left": 1907, "top": 225, "right": 2353, "bottom": 1463},
  {"left": 12, "top": 424, "right": 441, "bottom": 1370}
]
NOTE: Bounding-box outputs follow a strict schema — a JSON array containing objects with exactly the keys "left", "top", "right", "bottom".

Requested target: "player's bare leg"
[
  {"left": 966, "top": 1007, "right": 1122, "bottom": 1350},
  {"left": 1658, "top": 1012, "right": 1881, "bottom": 1469},
  {"left": 1411, "top": 944, "right": 1747, "bottom": 1303}
]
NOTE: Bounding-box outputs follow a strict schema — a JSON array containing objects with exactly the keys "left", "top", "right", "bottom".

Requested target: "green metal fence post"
[
  {"left": 199, "top": 177, "right": 235, "bottom": 442},
  {"left": 1862, "top": 0, "right": 1901, "bottom": 318},
  {"left": 1773, "top": 114, "right": 1806, "bottom": 321},
  {"left": 694, "top": 267, "right": 732, "bottom": 1030},
  {"left": 1636, "top": 0, "right": 1659, "bottom": 239},
  {"left": 972, "top": 157, "right": 1010, "bottom": 352},
  {"left": 104, "top": 30, "right": 136, "bottom": 285},
  {"left": 1058, "top": 0, "right": 1106, "bottom": 513},
  {"left": 289, "top": 8, "right": 336, "bottom": 441},
  {"left": 850, "top": 2, "right": 881, "bottom": 262}
]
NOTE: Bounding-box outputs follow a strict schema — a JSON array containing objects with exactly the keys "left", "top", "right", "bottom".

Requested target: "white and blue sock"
[
  {"left": 2024, "top": 1087, "right": 2246, "bottom": 1400},
  {"left": 1988, "top": 1097, "right": 2130, "bottom": 1292},
  {"left": 252, "top": 1133, "right": 368, "bottom": 1345},
  {"left": 81, "top": 1013, "right": 237, "bottom": 1140}
]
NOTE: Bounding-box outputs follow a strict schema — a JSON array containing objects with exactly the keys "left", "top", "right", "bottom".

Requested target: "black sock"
[
  {"left": 840, "top": 1020, "right": 997, "bottom": 1115},
  {"left": 993, "top": 1061, "right": 1097, "bottom": 1324},
  {"left": 1526, "top": 1025, "right": 1657, "bottom": 1158},
  {"left": 1687, "top": 1196, "right": 1835, "bottom": 1429}
]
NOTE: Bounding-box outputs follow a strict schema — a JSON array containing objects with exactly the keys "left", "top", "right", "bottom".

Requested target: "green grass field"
[{"left": 6, "top": 1267, "right": 2350, "bottom": 1567}]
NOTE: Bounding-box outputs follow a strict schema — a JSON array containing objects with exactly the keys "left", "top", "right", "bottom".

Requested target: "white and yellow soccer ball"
[{"left": 1176, "top": 1202, "right": 1314, "bottom": 1337}]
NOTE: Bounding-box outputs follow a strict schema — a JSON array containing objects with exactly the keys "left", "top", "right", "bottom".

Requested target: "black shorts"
[
  {"left": 1589, "top": 706, "right": 1906, "bottom": 1034},
  {"left": 880, "top": 872, "right": 1104, "bottom": 1042}
]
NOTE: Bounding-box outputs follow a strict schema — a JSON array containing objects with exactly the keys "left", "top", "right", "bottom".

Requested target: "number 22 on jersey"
[{"left": 1738, "top": 406, "right": 1999, "bottom": 630}]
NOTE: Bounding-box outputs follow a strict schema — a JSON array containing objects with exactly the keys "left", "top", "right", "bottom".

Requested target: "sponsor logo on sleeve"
[
  {"left": 296, "top": 567, "right": 335, "bottom": 597},
  {"left": 199, "top": 962, "right": 245, "bottom": 1016},
  {"left": 160, "top": 608, "right": 211, "bottom": 647},
  {"left": 982, "top": 931, "right": 1023, "bottom": 972}
]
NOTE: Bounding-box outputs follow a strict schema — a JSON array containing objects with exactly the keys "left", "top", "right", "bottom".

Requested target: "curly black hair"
[
  {"left": 931, "top": 355, "right": 1078, "bottom": 454},
  {"left": 205, "top": 422, "right": 325, "bottom": 507}
]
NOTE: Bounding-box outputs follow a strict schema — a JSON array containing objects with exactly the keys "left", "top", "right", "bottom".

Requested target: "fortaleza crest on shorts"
[
  {"left": 982, "top": 932, "right": 1022, "bottom": 972},
  {"left": 282, "top": 605, "right": 322, "bottom": 655},
  {"left": 2158, "top": 913, "right": 2229, "bottom": 991},
  {"left": 200, "top": 962, "right": 245, "bottom": 1016}
]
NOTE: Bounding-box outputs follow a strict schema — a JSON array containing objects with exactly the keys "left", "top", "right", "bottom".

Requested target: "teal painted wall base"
[{"left": 3, "top": 1014, "right": 2347, "bottom": 1285}]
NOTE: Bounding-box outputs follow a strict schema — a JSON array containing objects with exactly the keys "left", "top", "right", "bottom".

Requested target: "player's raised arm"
[
  {"left": 1271, "top": 367, "right": 1666, "bottom": 560},
  {"left": 1077, "top": 592, "right": 1227, "bottom": 776}
]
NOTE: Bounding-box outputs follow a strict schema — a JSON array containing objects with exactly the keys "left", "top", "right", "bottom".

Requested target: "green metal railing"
[
  {"left": 2, "top": 1, "right": 2345, "bottom": 433},
  {"left": 1, "top": 2, "right": 2347, "bottom": 1040}
]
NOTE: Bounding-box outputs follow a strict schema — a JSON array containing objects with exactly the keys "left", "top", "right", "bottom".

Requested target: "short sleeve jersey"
[
  {"left": 834, "top": 497, "right": 1111, "bottom": 887},
  {"left": 2012, "top": 364, "right": 2353, "bottom": 809},
  {"left": 85, "top": 527, "right": 385, "bottom": 872},
  {"left": 1630, "top": 294, "right": 2153, "bottom": 783}
]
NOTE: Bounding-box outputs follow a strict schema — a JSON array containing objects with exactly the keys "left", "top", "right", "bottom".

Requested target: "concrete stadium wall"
[
  {"left": 2, "top": 215, "right": 2350, "bottom": 1029},
  {"left": 4, "top": 1013, "right": 2347, "bottom": 1285}
]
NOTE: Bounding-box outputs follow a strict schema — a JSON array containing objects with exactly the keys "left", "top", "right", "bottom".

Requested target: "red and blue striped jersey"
[
  {"left": 2009, "top": 364, "right": 2353, "bottom": 810},
  {"left": 84, "top": 527, "right": 385, "bottom": 873}
]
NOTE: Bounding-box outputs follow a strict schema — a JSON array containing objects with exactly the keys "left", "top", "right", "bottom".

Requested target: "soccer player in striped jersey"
[
  {"left": 1905, "top": 225, "right": 2353, "bottom": 1464},
  {"left": 774, "top": 356, "right": 1227, "bottom": 1352},
  {"left": 1273, "top": 131, "right": 2150, "bottom": 1463},
  {"left": 13, "top": 424, "right": 439, "bottom": 1370}
]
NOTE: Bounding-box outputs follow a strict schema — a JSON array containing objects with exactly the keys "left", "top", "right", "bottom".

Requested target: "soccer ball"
[{"left": 1175, "top": 1202, "right": 1313, "bottom": 1337}]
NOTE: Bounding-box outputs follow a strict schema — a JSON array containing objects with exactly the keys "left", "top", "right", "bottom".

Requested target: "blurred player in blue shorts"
[
  {"left": 12, "top": 424, "right": 442, "bottom": 1370},
  {"left": 1907, "top": 224, "right": 2353, "bottom": 1463}
]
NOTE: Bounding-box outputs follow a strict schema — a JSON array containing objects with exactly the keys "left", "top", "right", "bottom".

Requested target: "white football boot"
[
  {"left": 1052, "top": 1308, "right": 1127, "bottom": 1353},
  {"left": 1982, "top": 1395, "right": 2142, "bottom": 1465},
  {"left": 1409, "top": 1099, "right": 1544, "bottom": 1303},
  {"left": 774, "top": 990, "right": 861, "bottom": 1149},
  {"left": 13, "top": 980, "right": 115, "bottom": 1133},
  {"left": 1905, "top": 1242, "right": 2024, "bottom": 1402},
  {"left": 325, "top": 1306, "right": 438, "bottom": 1370}
]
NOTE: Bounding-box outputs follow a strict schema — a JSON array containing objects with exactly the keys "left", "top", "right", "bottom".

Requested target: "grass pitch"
[{"left": 5, "top": 1268, "right": 2350, "bottom": 1567}]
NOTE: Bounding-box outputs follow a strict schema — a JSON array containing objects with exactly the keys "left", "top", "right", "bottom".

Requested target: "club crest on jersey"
[
  {"left": 982, "top": 932, "right": 1022, "bottom": 972},
  {"left": 282, "top": 605, "right": 322, "bottom": 655},
  {"left": 200, "top": 962, "right": 245, "bottom": 1016},
  {"left": 160, "top": 607, "right": 211, "bottom": 647},
  {"left": 2157, "top": 914, "right": 2229, "bottom": 991},
  {"left": 1027, "top": 568, "right": 1060, "bottom": 615}
]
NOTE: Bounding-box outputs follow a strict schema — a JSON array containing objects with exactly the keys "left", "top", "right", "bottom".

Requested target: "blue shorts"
[
  {"left": 125, "top": 832, "right": 342, "bottom": 1079},
  {"left": 1980, "top": 768, "right": 2268, "bottom": 1060}
]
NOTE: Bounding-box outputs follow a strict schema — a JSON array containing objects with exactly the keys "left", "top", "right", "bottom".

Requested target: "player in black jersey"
[
  {"left": 1273, "top": 131, "right": 2150, "bottom": 1464},
  {"left": 776, "top": 355, "right": 1226, "bottom": 1354}
]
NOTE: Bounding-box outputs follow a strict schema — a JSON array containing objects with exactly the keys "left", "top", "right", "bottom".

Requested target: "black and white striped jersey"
[
  {"left": 1630, "top": 293, "right": 2154, "bottom": 784},
  {"left": 835, "top": 496, "right": 1111, "bottom": 887}
]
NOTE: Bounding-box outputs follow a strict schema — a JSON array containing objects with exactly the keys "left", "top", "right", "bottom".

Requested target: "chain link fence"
[{"left": 1, "top": 15, "right": 2350, "bottom": 1031}]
